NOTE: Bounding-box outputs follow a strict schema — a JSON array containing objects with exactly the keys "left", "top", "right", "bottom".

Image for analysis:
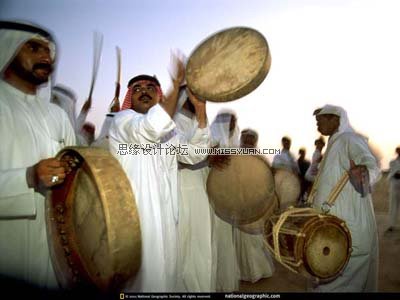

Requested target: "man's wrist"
[{"left": 26, "top": 166, "right": 37, "bottom": 189}]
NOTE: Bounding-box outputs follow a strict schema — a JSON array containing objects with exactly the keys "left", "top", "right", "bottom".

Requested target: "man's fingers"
[{"left": 41, "top": 158, "right": 63, "bottom": 168}]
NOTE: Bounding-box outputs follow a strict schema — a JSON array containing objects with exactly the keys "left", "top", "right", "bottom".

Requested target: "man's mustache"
[
  {"left": 33, "top": 63, "right": 53, "bottom": 72},
  {"left": 139, "top": 94, "right": 152, "bottom": 101}
]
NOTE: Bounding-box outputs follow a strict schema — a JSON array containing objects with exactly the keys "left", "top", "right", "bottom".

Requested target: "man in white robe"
[
  {"left": 51, "top": 84, "right": 92, "bottom": 146},
  {"left": 209, "top": 110, "right": 240, "bottom": 292},
  {"left": 272, "top": 136, "right": 300, "bottom": 174},
  {"left": 174, "top": 87, "right": 215, "bottom": 292},
  {"left": 234, "top": 129, "right": 275, "bottom": 283},
  {"left": 305, "top": 136, "right": 326, "bottom": 182},
  {"left": 109, "top": 69, "right": 209, "bottom": 292},
  {"left": 386, "top": 146, "right": 400, "bottom": 232},
  {"left": 0, "top": 21, "right": 75, "bottom": 289},
  {"left": 308, "top": 104, "right": 380, "bottom": 292},
  {"left": 91, "top": 113, "right": 115, "bottom": 150}
]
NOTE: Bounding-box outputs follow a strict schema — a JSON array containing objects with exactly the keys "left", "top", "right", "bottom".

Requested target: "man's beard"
[{"left": 9, "top": 59, "right": 53, "bottom": 85}]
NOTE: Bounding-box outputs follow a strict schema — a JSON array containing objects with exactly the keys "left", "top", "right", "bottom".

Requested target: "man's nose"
[{"left": 38, "top": 48, "right": 52, "bottom": 63}]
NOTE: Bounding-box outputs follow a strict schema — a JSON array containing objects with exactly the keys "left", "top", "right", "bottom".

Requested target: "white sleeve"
[
  {"left": 177, "top": 126, "right": 210, "bottom": 164},
  {"left": 0, "top": 107, "right": 75, "bottom": 218},
  {"left": 0, "top": 167, "right": 36, "bottom": 218},
  {"left": 347, "top": 134, "right": 381, "bottom": 185},
  {"left": 109, "top": 104, "right": 176, "bottom": 144}
]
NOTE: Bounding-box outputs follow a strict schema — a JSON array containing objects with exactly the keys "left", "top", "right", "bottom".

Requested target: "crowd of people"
[{"left": 0, "top": 20, "right": 398, "bottom": 296}]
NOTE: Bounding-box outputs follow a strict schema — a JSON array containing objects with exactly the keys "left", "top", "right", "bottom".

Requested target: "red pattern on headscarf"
[{"left": 121, "top": 80, "right": 163, "bottom": 111}]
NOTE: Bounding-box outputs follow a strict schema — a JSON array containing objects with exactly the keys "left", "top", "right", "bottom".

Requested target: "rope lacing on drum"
[{"left": 264, "top": 207, "right": 320, "bottom": 274}]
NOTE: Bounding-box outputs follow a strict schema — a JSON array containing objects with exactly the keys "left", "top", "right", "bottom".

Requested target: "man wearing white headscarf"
[
  {"left": 109, "top": 56, "right": 209, "bottom": 292},
  {"left": 174, "top": 87, "right": 215, "bottom": 292},
  {"left": 386, "top": 147, "right": 400, "bottom": 232},
  {"left": 234, "top": 129, "right": 275, "bottom": 283},
  {"left": 308, "top": 104, "right": 380, "bottom": 292},
  {"left": 209, "top": 110, "right": 240, "bottom": 292},
  {"left": 272, "top": 136, "right": 300, "bottom": 174},
  {"left": 0, "top": 21, "right": 75, "bottom": 289},
  {"left": 51, "top": 84, "right": 92, "bottom": 146}
]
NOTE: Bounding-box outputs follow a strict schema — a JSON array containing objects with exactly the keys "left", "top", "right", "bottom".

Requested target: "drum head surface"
[
  {"left": 207, "top": 155, "right": 275, "bottom": 225},
  {"left": 274, "top": 169, "right": 301, "bottom": 210},
  {"left": 304, "top": 216, "right": 351, "bottom": 279},
  {"left": 238, "top": 193, "right": 278, "bottom": 234},
  {"left": 186, "top": 27, "right": 271, "bottom": 102},
  {"left": 46, "top": 147, "right": 141, "bottom": 291}
]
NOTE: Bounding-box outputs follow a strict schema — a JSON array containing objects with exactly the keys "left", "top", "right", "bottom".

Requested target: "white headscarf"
[
  {"left": 51, "top": 84, "right": 77, "bottom": 127},
  {"left": 0, "top": 21, "right": 56, "bottom": 102},
  {"left": 0, "top": 23, "right": 55, "bottom": 74},
  {"left": 317, "top": 104, "right": 355, "bottom": 135},
  {"left": 210, "top": 109, "right": 240, "bottom": 148}
]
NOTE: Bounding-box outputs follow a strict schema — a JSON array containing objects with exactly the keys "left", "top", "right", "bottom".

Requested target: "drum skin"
[
  {"left": 46, "top": 147, "right": 141, "bottom": 292},
  {"left": 274, "top": 169, "right": 301, "bottom": 210},
  {"left": 238, "top": 193, "right": 279, "bottom": 235},
  {"left": 264, "top": 210, "right": 352, "bottom": 283},
  {"left": 186, "top": 27, "right": 271, "bottom": 102},
  {"left": 207, "top": 155, "right": 275, "bottom": 225}
]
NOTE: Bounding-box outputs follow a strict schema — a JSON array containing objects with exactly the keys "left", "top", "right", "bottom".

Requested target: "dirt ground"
[{"left": 239, "top": 174, "right": 400, "bottom": 292}]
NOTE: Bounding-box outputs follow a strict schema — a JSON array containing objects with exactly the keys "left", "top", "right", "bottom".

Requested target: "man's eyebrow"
[
  {"left": 26, "top": 40, "right": 47, "bottom": 47},
  {"left": 132, "top": 84, "right": 141, "bottom": 89},
  {"left": 146, "top": 83, "right": 156, "bottom": 88}
]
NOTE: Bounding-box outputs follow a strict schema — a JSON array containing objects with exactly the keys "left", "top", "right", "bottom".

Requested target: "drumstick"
[
  {"left": 109, "top": 47, "right": 121, "bottom": 112},
  {"left": 87, "top": 31, "right": 104, "bottom": 103},
  {"left": 114, "top": 46, "right": 121, "bottom": 99}
]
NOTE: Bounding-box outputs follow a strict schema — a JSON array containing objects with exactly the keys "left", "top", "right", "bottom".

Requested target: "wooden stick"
[
  {"left": 114, "top": 46, "right": 121, "bottom": 99},
  {"left": 87, "top": 31, "right": 103, "bottom": 102}
]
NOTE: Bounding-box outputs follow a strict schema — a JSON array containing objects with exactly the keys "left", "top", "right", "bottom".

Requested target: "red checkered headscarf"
[{"left": 121, "top": 75, "right": 163, "bottom": 110}]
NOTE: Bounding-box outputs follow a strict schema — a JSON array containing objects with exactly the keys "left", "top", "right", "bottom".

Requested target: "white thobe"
[
  {"left": 305, "top": 149, "right": 322, "bottom": 182},
  {"left": 212, "top": 214, "right": 240, "bottom": 292},
  {"left": 311, "top": 132, "right": 380, "bottom": 292},
  {"left": 272, "top": 149, "right": 299, "bottom": 174},
  {"left": 109, "top": 104, "right": 208, "bottom": 292},
  {"left": 234, "top": 229, "right": 275, "bottom": 283},
  {"left": 388, "top": 158, "right": 400, "bottom": 227},
  {"left": 92, "top": 114, "right": 115, "bottom": 150},
  {"left": 209, "top": 118, "right": 241, "bottom": 292},
  {"left": 174, "top": 112, "right": 214, "bottom": 292},
  {"left": 0, "top": 80, "right": 76, "bottom": 288}
]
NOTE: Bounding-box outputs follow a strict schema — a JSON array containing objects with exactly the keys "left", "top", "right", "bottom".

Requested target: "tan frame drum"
[
  {"left": 186, "top": 27, "right": 271, "bottom": 102},
  {"left": 207, "top": 155, "right": 275, "bottom": 225},
  {"left": 46, "top": 147, "right": 141, "bottom": 292}
]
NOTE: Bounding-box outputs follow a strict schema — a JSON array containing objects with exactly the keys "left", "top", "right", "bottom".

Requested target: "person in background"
[{"left": 386, "top": 146, "right": 400, "bottom": 232}]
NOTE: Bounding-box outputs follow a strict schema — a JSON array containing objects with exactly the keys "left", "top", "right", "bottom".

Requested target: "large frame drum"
[
  {"left": 238, "top": 193, "right": 279, "bottom": 235},
  {"left": 274, "top": 169, "right": 301, "bottom": 210},
  {"left": 46, "top": 147, "right": 141, "bottom": 292},
  {"left": 207, "top": 155, "right": 275, "bottom": 225},
  {"left": 186, "top": 27, "right": 271, "bottom": 102},
  {"left": 264, "top": 208, "right": 352, "bottom": 283}
]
